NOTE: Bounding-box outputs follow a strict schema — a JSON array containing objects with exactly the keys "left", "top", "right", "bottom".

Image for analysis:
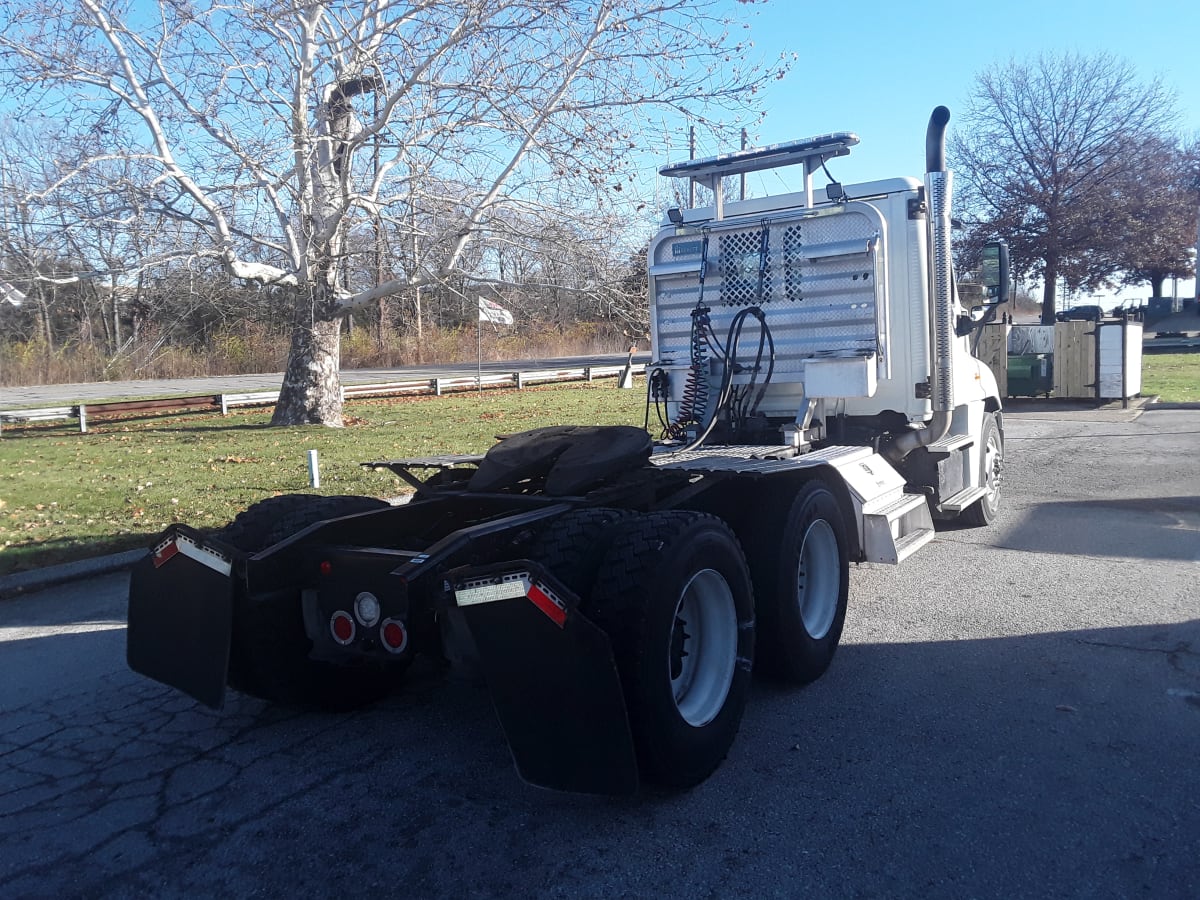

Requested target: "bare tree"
[
  {"left": 479, "top": 200, "right": 650, "bottom": 334},
  {"left": 952, "top": 52, "right": 1177, "bottom": 323},
  {"left": 1112, "top": 138, "right": 1200, "bottom": 299},
  {"left": 0, "top": 0, "right": 777, "bottom": 424}
]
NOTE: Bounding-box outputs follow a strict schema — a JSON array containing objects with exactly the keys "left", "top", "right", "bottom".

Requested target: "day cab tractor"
[{"left": 127, "top": 107, "right": 1008, "bottom": 795}]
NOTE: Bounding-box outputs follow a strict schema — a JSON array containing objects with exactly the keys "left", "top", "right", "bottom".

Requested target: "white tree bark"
[{"left": 0, "top": 0, "right": 779, "bottom": 424}]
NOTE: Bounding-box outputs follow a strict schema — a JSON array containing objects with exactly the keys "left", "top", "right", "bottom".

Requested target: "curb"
[
  {"left": 0, "top": 549, "right": 147, "bottom": 600},
  {"left": 1146, "top": 400, "right": 1200, "bottom": 410}
]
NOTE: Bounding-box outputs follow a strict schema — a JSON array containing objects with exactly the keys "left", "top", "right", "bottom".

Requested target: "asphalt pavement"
[{"left": 1, "top": 400, "right": 1197, "bottom": 897}]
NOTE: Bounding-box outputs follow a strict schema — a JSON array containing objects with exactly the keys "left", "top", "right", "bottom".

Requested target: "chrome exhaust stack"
[
  {"left": 925, "top": 105, "right": 956, "bottom": 415},
  {"left": 888, "top": 107, "right": 955, "bottom": 462}
]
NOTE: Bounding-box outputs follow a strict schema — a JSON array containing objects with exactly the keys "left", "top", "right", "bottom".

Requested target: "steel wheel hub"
[
  {"left": 797, "top": 519, "right": 839, "bottom": 639},
  {"left": 670, "top": 568, "right": 737, "bottom": 727}
]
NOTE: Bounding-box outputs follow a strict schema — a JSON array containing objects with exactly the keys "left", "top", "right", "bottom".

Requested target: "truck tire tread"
[
  {"left": 525, "top": 507, "right": 634, "bottom": 597},
  {"left": 588, "top": 511, "right": 754, "bottom": 788}
]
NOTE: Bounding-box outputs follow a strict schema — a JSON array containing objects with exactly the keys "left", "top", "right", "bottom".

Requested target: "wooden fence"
[
  {"left": 976, "top": 322, "right": 1093, "bottom": 399},
  {"left": 1052, "top": 321, "right": 1095, "bottom": 398}
]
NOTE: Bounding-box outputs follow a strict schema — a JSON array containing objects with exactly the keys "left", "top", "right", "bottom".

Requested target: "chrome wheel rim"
[
  {"left": 983, "top": 429, "right": 1002, "bottom": 509},
  {"left": 670, "top": 568, "right": 738, "bottom": 727},
  {"left": 797, "top": 519, "right": 839, "bottom": 639}
]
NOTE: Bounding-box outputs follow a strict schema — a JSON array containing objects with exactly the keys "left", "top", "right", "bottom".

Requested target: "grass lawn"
[
  {"left": 1141, "top": 352, "right": 1200, "bottom": 403},
  {"left": 0, "top": 382, "right": 647, "bottom": 575},
  {"left": 4, "top": 354, "right": 1196, "bottom": 577}
]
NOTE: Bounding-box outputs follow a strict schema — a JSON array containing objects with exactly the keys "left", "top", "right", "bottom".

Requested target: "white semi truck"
[{"left": 127, "top": 107, "right": 1007, "bottom": 795}]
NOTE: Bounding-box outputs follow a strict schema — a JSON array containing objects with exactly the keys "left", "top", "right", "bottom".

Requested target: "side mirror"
[
  {"left": 955, "top": 304, "right": 994, "bottom": 335},
  {"left": 981, "top": 241, "right": 1010, "bottom": 306}
]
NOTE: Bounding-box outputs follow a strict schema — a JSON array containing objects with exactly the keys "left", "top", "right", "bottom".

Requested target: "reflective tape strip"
[
  {"left": 151, "top": 537, "right": 180, "bottom": 568},
  {"left": 153, "top": 533, "right": 232, "bottom": 576},
  {"left": 454, "top": 571, "right": 569, "bottom": 628},
  {"left": 526, "top": 582, "right": 566, "bottom": 628},
  {"left": 455, "top": 573, "right": 530, "bottom": 607}
]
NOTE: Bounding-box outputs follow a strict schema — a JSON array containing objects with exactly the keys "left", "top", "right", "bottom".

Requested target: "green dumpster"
[{"left": 1007, "top": 354, "right": 1052, "bottom": 397}]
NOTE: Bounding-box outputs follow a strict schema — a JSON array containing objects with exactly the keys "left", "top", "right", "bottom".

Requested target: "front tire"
[
  {"left": 754, "top": 481, "right": 849, "bottom": 684},
  {"left": 961, "top": 412, "right": 1002, "bottom": 526},
  {"left": 588, "top": 511, "right": 754, "bottom": 788}
]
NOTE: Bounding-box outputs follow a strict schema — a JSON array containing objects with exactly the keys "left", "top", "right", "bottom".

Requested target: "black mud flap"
[
  {"left": 126, "top": 526, "right": 236, "bottom": 709},
  {"left": 451, "top": 562, "right": 639, "bottom": 795}
]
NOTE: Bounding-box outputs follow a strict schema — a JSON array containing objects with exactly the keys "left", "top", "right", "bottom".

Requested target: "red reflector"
[
  {"left": 152, "top": 539, "right": 180, "bottom": 568},
  {"left": 526, "top": 583, "right": 567, "bottom": 628},
  {"left": 330, "top": 612, "right": 355, "bottom": 644},
  {"left": 319, "top": 560, "right": 333, "bottom": 576},
  {"left": 381, "top": 620, "right": 408, "bottom": 653}
]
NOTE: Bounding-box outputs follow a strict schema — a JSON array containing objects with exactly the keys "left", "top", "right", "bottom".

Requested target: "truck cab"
[{"left": 647, "top": 114, "right": 1003, "bottom": 526}]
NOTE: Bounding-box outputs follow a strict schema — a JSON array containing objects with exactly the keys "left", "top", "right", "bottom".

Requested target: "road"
[
  {"left": 2, "top": 354, "right": 649, "bottom": 407},
  {"left": 1, "top": 404, "right": 1198, "bottom": 898}
]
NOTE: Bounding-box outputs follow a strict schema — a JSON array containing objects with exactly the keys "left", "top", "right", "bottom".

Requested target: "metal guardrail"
[{"left": 1, "top": 363, "right": 644, "bottom": 434}]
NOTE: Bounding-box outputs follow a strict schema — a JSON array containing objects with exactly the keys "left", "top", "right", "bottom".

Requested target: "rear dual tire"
[{"left": 585, "top": 511, "right": 755, "bottom": 788}]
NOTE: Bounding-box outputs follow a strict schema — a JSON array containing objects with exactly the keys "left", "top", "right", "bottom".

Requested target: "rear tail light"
[
  {"left": 380, "top": 619, "right": 408, "bottom": 654},
  {"left": 330, "top": 611, "right": 355, "bottom": 645}
]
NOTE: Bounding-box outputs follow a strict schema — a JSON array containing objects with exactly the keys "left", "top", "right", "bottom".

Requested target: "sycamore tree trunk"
[{"left": 270, "top": 285, "right": 344, "bottom": 426}]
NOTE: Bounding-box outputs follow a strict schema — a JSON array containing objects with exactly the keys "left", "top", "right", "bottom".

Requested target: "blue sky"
[{"left": 660, "top": 0, "right": 1199, "bottom": 302}]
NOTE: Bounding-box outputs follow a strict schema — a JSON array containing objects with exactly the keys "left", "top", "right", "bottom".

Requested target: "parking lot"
[{"left": 1, "top": 402, "right": 1197, "bottom": 898}]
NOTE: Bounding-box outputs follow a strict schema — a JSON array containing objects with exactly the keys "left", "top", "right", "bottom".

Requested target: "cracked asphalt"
[{"left": 2, "top": 403, "right": 1197, "bottom": 898}]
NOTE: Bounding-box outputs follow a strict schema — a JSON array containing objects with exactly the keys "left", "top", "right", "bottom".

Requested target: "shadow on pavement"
[
  {"left": 994, "top": 495, "right": 1200, "bottom": 563},
  {"left": 1, "top": 619, "right": 1197, "bottom": 897}
]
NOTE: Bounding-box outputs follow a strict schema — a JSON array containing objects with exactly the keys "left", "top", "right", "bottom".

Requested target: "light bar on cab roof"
[{"left": 659, "top": 132, "right": 859, "bottom": 181}]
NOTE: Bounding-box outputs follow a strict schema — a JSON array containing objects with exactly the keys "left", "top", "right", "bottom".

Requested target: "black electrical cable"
[
  {"left": 745, "top": 309, "right": 776, "bottom": 418},
  {"left": 662, "top": 223, "right": 779, "bottom": 451},
  {"left": 675, "top": 304, "right": 775, "bottom": 452},
  {"left": 731, "top": 222, "right": 775, "bottom": 426},
  {"left": 647, "top": 367, "right": 675, "bottom": 437}
]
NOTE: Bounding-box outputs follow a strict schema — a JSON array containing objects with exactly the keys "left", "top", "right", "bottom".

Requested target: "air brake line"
[{"left": 666, "top": 230, "right": 714, "bottom": 440}]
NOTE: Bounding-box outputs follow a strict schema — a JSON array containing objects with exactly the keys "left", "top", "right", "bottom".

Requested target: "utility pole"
[
  {"left": 688, "top": 125, "right": 695, "bottom": 209},
  {"left": 739, "top": 128, "right": 747, "bottom": 201}
]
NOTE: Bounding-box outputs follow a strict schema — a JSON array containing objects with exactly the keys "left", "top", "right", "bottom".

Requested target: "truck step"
[
  {"left": 939, "top": 485, "right": 987, "bottom": 512},
  {"left": 925, "top": 432, "right": 974, "bottom": 454},
  {"left": 862, "top": 492, "right": 935, "bottom": 564},
  {"left": 892, "top": 526, "right": 936, "bottom": 562}
]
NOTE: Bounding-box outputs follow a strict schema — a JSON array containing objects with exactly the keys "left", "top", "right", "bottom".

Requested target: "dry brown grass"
[{"left": 1, "top": 322, "right": 633, "bottom": 387}]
